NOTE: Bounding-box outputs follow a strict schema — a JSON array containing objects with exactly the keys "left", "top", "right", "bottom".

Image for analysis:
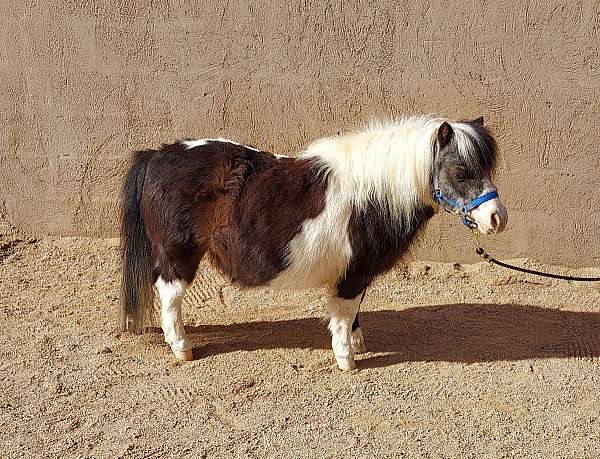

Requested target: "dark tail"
[{"left": 120, "top": 149, "right": 155, "bottom": 334}]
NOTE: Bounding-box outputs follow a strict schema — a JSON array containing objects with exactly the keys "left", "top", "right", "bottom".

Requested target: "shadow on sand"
[{"left": 160, "top": 303, "right": 600, "bottom": 368}]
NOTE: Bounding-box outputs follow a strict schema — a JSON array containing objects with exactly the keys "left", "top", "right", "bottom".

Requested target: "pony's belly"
[
  {"left": 268, "top": 234, "right": 353, "bottom": 291},
  {"left": 267, "top": 265, "right": 334, "bottom": 290},
  {"left": 208, "top": 249, "right": 334, "bottom": 290}
]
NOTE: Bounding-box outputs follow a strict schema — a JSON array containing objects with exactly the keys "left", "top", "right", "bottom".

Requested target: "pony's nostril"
[{"left": 491, "top": 213, "right": 501, "bottom": 230}]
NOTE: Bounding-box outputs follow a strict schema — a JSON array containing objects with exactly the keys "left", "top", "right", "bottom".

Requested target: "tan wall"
[{"left": 1, "top": 1, "right": 599, "bottom": 266}]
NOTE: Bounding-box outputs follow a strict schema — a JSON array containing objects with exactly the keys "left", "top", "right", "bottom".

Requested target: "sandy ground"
[{"left": 1, "top": 221, "right": 600, "bottom": 458}]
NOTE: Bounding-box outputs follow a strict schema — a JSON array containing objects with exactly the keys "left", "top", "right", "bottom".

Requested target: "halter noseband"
[{"left": 434, "top": 189, "right": 499, "bottom": 228}]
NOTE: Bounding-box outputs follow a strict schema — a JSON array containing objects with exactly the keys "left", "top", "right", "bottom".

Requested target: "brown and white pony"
[{"left": 120, "top": 115, "right": 507, "bottom": 370}]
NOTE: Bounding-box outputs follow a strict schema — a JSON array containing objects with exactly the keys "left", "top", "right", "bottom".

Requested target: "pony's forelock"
[{"left": 450, "top": 121, "right": 498, "bottom": 175}]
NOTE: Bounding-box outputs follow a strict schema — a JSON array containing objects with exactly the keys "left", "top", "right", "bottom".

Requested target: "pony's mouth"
[{"left": 469, "top": 198, "right": 508, "bottom": 234}]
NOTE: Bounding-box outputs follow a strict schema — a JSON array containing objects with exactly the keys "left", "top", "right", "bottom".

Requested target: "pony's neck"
[{"left": 303, "top": 117, "right": 442, "bottom": 217}]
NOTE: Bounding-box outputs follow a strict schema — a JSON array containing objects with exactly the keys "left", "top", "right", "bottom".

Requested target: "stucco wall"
[{"left": 1, "top": 1, "right": 599, "bottom": 266}]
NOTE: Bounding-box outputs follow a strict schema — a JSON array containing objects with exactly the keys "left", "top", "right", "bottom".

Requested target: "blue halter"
[{"left": 434, "top": 189, "right": 499, "bottom": 228}]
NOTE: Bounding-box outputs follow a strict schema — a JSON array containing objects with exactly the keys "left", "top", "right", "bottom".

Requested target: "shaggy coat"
[{"left": 120, "top": 116, "right": 504, "bottom": 370}]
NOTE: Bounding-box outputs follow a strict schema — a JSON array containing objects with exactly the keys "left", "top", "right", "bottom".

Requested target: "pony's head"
[{"left": 432, "top": 117, "right": 508, "bottom": 234}]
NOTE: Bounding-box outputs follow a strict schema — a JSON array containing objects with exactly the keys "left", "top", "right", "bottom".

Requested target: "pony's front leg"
[
  {"left": 155, "top": 277, "right": 192, "bottom": 361},
  {"left": 327, "top": 294, "right": 362, "bottom": 371}
]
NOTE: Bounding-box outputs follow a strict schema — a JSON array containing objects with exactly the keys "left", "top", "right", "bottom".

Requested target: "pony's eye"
[{"left": 452, "top": 169, "right": 467, "bottom": 181}]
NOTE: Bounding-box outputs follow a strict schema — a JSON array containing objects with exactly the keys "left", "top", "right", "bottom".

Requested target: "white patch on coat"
[
  {"left": 181, "top": 138, "right": 261, "bottom": 152},
  {"left": 274, "top": 154, "right": 290, "bottom": 159},
  {"left": 268, "top": 173, "right": 354, "bottom": 289},
  {"left": 155, "top": 277, "right": 190, "bottom": 352}
]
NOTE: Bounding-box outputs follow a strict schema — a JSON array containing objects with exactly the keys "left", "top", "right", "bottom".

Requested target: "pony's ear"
[
  {"left": 472, "top": 116, "right": 484, "bottom": 126},
  {"left": 437, "top": 122, "right": 454, "bottom": 148}
]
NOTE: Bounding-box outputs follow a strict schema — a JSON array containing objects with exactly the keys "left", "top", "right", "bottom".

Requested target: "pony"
[{"left": 120, "top": 115, "right": 508, "bottom": 371}]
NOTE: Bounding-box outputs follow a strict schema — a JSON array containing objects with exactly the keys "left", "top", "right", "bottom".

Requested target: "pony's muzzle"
[{"left": 469, "top": 198, "right": 508, "bottom": 234}]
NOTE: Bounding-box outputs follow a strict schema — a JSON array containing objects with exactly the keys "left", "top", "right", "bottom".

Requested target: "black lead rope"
[{"left": 470, "top": 230, "right": 600, "bottom": 282}]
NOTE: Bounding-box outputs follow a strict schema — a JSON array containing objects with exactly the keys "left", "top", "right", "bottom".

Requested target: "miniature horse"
[{"left": 120, "top": 115, "right": 508, "bottom": 370}]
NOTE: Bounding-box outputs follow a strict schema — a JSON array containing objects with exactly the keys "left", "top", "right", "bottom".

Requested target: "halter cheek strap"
[{"left": 434, "top": 189, "right": 499, "bottom": 228}]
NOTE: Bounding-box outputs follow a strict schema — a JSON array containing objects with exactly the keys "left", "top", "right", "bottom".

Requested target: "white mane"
[{"left": 300, "top": 115, "right": 482, "bottom": 220}]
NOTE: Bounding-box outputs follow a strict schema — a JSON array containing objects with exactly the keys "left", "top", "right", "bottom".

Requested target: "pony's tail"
[{"left": 120, "top": 149, "right": 155, "bottom": 334}]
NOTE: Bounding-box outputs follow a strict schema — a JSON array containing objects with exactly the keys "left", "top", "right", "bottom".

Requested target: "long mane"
[{"left": 300, "top": 115, "right": 497, "bottom": 223}]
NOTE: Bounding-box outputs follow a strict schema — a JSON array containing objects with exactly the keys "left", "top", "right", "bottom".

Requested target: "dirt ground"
[{"left": 1, "top": 221, "right": 600, "bottom": 459}]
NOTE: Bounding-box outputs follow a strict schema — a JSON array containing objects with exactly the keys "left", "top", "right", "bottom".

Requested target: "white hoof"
[
  {"left": 173, "top": 349, "right": 193, "bottom": 361},
  {"left": 336, "top": 357, "right": 357, "bottom": 371},
  {"left": 350, "top": 328, "right": 367, "bottom": 354}
]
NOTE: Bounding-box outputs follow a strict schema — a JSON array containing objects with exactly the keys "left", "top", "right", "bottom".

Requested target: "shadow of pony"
[{"left": 151, "top": 303, "right": 600, "bottom": 368}]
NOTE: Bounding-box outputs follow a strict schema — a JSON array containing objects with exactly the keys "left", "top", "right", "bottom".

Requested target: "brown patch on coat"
[
  {"left": 337, "top": 203, "right": 435, "bottom": 299},
  {"left": 140, "top": 140, "right": 328, "bottom": 287}
]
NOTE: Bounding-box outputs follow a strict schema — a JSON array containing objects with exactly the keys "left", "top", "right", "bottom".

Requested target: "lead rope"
[{"left": 469, "top": 228, "right": 600, "bottom": 282}]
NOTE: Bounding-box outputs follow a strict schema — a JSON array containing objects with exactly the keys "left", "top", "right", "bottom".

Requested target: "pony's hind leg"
[
  {"left": 155, "top": 276, "right": 192, "bottom": 361},
  {"left": 153, "top": 242, "right": 203, "bottom": 361}
]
